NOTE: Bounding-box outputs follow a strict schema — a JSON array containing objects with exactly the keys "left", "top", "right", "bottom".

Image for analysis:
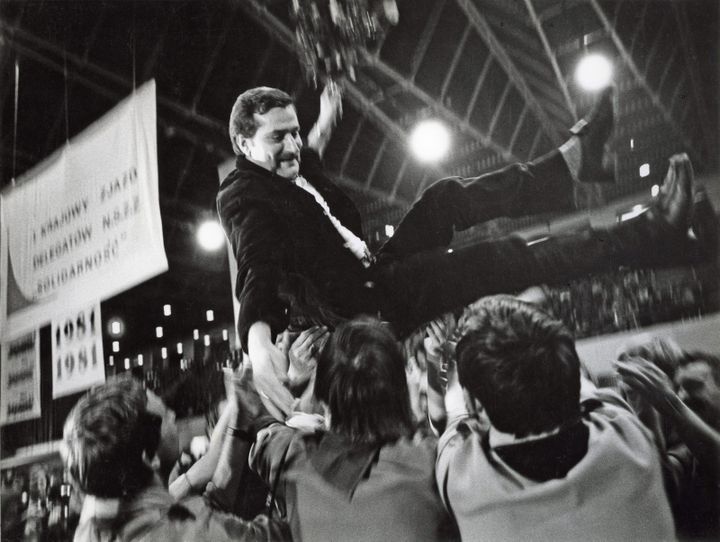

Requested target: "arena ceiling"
[{"left": 1, "top": 0, "right": 718, "bottom": 353}]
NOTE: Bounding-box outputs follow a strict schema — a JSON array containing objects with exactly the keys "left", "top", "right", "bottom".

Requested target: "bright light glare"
[
  {"left": 410, "top": 120, "right": 450, "bottom": 162},
  {"left": 197, "top": 220, "right": 225, "bottom": 251},
  {"left": 639, "top": 163, "right": 650, "bottom": 178},
  {"left": 575, "top": 54, "right": 613, "bottom": 91}
]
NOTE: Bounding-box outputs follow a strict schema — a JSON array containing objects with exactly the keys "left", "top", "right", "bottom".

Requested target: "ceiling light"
[
  {"left": 107, "top": 317, "right": 125, "bottom": 338},
  {"left": 410, "top": 119, "right": 450, "bottom": 162},
  {"left": 575, "top": 53, "right": 613, "bottom": 91},
  {"left": 197, "top": 220, "right": 225, "bottom": 251}
]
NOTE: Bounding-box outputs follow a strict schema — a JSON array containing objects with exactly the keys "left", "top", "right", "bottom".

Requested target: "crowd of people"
[
  {"left": 21, "top": 79, "right": 720, "bottom": 541},
  {"left": 60, "top": 296, "right": 720, "bottom": 541}
]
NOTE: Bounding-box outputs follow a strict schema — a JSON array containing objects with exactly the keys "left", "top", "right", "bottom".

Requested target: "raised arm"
[
  {"left": 169, "top": 400, "right": 234, "bottom": 501},
  {"left": 616, "top": 357, "right": 720, "bottom": 470},
  {"left": 217, "top": 186, "right": 295, "bottom": 419},
  {"left": 307, "top": 81, "right": 343, "bottom": 158}
]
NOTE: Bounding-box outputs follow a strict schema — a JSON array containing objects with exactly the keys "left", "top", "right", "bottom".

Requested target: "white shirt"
[{"left": 293, "top": 175, "right": 373, "bottom": 268}]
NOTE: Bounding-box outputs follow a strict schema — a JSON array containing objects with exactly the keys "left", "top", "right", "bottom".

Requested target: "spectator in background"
[
  {"left": 617, "top": 350, "right": 720, "bottom": 539},
  {"left": 62, "top": 374, "right": 286, "bottom": 542},
  {"left": 675, "top": 351, "right": 720, "bottom": 431},
  {"left": 436, "top": 295, "right": 674, "bottom": 541},
  {"left": 249, "top": 317, "right": 452, "bottom": 542}
]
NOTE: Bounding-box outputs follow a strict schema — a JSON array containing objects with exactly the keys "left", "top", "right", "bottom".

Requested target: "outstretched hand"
[
  {"left": 288, "top": 326, "right": 329, "bottom": 383},
  {"left": 615, "top": 357, "right": 679, "bottom": 415},
  {"left": 423, "top": 314, "right": 456, "bottom": 360}
]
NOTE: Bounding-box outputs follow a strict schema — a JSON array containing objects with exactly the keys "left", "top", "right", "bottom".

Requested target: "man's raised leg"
[
  {"left": 376, "top": 154, "right": 713, "bottom": 338},
  {"left": 378, "top": 88, "right": 616, "bottom": 259}
]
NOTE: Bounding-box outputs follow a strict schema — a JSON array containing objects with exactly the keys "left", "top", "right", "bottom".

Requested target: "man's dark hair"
[
  {"left": 314, "top": 317, "right": 414, "bottom": 445},
  {"left": 229, "top": 86, "right": 295, "bottom": 154},
  {"left": 63, "top": 376, "right": 161, "bottom": 498},
  {"left": 455, "top": 295, "right": 581, "bottom": 438}
]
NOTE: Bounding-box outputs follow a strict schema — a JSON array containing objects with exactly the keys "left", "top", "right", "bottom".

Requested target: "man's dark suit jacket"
[{"left": 217, "top": 149, "right": 375, "bottom": 351}]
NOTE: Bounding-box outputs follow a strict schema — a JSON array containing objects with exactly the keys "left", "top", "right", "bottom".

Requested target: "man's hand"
[
  {"left": 288, "top": 326, "right": 329, "bottom": 384},
  {"left": 318, "top": 80, "right": 343, "bottom": 128},
  {"left": 248, "top": 322, "right": 295, "bottom": 420},
  {"left": 615, "top": 356, "right": 681, "bottom": 416},
  {"left": 226, "top": 365, "right": 267, "bottom": 430},
  {"left": 309, "top": 81, "right": 343, "bottom": 157}
]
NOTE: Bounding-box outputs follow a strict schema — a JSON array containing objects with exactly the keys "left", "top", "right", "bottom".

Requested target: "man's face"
[
  {"left": 238, "top": 105, "right": 303, "bottom": 180},
  {"left": 674, "top": 361, "right": 720, "bottom": 429}
]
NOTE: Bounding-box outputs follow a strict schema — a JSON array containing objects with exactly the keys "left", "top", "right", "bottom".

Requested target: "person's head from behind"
[
  {"left": 455, "top": 295, "right": 581, "bottom": 438},
  {"left": 314, "top": 317, "right": 414, "bottom": 445},
  {"left": 617, "top": 334, "right": 684, "bottom": 379},
  {"left": 62, "top": 376, "right": 163, "bottom": 499},
  {"left": 229, "top": 87, "right": 302, "bottom": 180},
  {"left": 675, "top": 350, "right": 720, "bottom": 429}
]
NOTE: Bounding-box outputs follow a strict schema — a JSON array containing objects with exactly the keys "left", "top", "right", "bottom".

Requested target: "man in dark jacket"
[{"left": 217, "top": 83, "right": 709, "bottom": 417}]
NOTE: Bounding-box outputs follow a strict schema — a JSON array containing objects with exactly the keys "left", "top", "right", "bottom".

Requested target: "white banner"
[
  {"left": 0, "top": 80, "right": 167, "bottom": 339},
  {"left": 0, "top": 331, "right": 41, "bottom": 425},
  {"left": 51, "top": 302, "right": 105, "bottom": 398}
]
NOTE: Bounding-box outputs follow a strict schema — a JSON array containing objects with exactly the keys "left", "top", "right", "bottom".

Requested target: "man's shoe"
[
  {"left": 569, "top": 86, "right": 616, "bottom": 183},
  {"left": 647, "top": 153, "right": 693, "bottom": 232}
]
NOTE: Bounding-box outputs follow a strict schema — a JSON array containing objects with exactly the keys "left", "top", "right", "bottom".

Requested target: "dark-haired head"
[
  {"left": 229, "top": 87, "right": 295, "bottom": 154},
  {"left": 455, "top": 295, "right": 581, "bottom": 438},
  {"left": 314, "top": 317, "right": 414, "bottom": 445},
  {"left": 62, "top": 376, "right": 162, "bottom": 498}
]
